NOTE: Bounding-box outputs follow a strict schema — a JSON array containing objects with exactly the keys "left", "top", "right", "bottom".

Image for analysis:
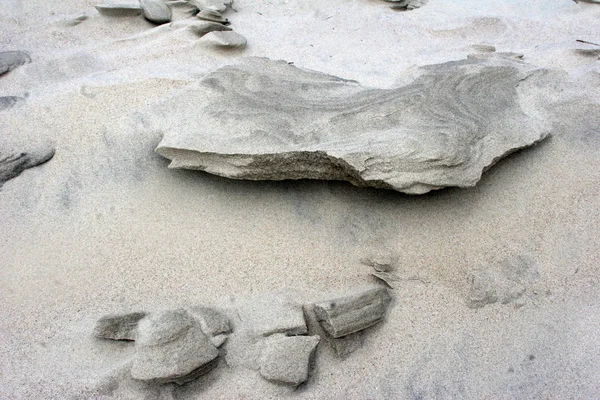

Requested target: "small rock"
[
  {"left": 131, "top": 309, "right": 219, "bottom": 385},
  {"left": 202, "top": 31, "right": 246, "bottom": 48},
  {"left": 140, "top": 0, "right": 172, "bottom": 24},
  {"left": 93, "top": 312, "right": 147, "bottom": 341},
  {"left": 63, "top": 14, "right": 88, "bottom": 27},
  {"left": 94, "top": 3, "right": 143, "bottom": 17},
  {"left": 0, "top": 51, "right": 31, "bottom": 76},
  {"left": 188, "top": 306, "right": 232, "bottom": 347},
  {"left": 0, "top": 96, "right": 24, "bottom": 112},
  {"left": 313, "top": 286, "right": 390, "bottom": 338},
  {"left": 259, "top": 334, "right": 320, "bottom": 387},
  {"left": 197, "top": 8, "right": 228, "bottom": 24}
]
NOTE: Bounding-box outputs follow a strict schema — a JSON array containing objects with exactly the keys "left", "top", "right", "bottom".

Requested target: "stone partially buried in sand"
[
  {"left": 0, "top": 51, "right": 31, "bottom": 76},
  {"left": 131, "top": 309, "right": 219, "bottom": 385},
  {"left": 197, "top": 8, "right": 228, "bottom": 24},
  {"left": 259, "top": 334, "right": 320, "bottom": 387},
  {"left": 188, "top": 306, "right": 232, "bottom": 347},
  {"left": 95, "top": 3, "right": 143, "bottom": 17},
  {"left": 93, "top": 311, "right": 147, "bottom": 341},
  {"left": 313, "top": 286, "right": 390, "bottom": 338},
  {"left": 201, "top": 31, "right": 246, "bottom": 48},
  {"left": 238, "top": 293, "right": 307, "bottom": 337},
  {"left": 140, "top": 0, "right": 172, "bottom": 24},
  {"left": 151, "top": 57, "right": 550, "bottom": 194},
  {"left": 0, "top": 140, "right": 55, "bottom": 189}
]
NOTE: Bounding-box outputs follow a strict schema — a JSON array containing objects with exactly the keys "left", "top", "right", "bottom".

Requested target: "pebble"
[
  {"left": 259, "top": 334, "right": 320, "bottom": 387},
  {"left": 140, "top": 0, "right": 172, "bottom": 24}
]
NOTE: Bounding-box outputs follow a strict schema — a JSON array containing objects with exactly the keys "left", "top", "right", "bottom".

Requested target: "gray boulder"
[
  {"left": 130, "top": 309, "right": 219, "bottom": 385},
  {"left": 259, "top": 334, "right": 320, "bottom": 387},
  {"left": 151, "top": 57, "right": 550, "bottom": 194}
]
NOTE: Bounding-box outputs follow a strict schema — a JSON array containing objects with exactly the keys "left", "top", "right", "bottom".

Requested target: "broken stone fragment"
[
  {"left": 131, "top": 309, "right": 219, "bottom": 385},
  {"left": 93, "top": 312, "right": 147, "bottom": 341},
  {"left": 188, "top": 306, "right": 232, "bottom": 347},
  {"left": 313, "top": 286, "right": 390, "bottom": 338},
  {"left": 140, "top": 0, "right": 172, "bottom": 24},
  {"left": 238, "top": 293, "right": 307, "bottom": 337},
  {"left": 201, "top": 31, "right": 246, "bottom": 48},
  {"left": 0, "top": 51, "right": 31, "bottom": 76},
  {"left": 197, "top": 8, "right": 228, "bottom": 24},
  {"left": 331, "top": 331, "right": 363, "bottom": 357},
  {"left": 94, "top": 3, "right": 143, "bottom": 17},
  {"left": 259, "top": 334, "right": 320, "bottom": 387},
  {"left": 151, "top": 56, "right": 550, "bottom": 194}
]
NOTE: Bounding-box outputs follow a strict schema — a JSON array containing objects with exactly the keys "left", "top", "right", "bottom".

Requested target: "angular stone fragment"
[
  {"left": 238, "top": 293, "right": 307, "bottom": 337},
  {"left": 313, "top": 286, "right": 390, "bottom": 338},
  {"left": 151, "top": 57, "right": 550, "bottom": 194},
  {"left": 93, "top": 312, "right": 147, "bottom": 341},
  {"left": 140, "top": 0, "right": 172, "bottom": 24},
  {"left": 131, "top": 309, "right": 219, "bottom": 385},
  {"left": 0, "top": 51, "right": 31, "bottom": 76},
  {"left": 259, "top": 334, "right": 320, "bottom": 387},
  {"left": 202, "top": 31, "right": 246, "bottom": 48},
  {"left": 95, "top": 3, "right": 143, "bottom": 17}
]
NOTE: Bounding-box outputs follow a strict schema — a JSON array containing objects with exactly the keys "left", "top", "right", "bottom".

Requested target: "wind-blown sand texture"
[{"left": 1, "top": 0, "right": 600, "bottom": 399}]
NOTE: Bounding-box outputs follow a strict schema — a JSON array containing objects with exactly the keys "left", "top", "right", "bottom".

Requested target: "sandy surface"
[{"left": 1, "top": 0, "right": 600, "bottom": 398}]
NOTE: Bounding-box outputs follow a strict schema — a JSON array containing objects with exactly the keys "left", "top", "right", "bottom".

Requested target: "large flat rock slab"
[{"left": 150, "top": 57, "right": 550, "bottom": 194}]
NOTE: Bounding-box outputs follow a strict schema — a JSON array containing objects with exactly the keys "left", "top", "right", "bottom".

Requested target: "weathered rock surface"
[
  {"left": 238, "top": 293, "right": 307, "bottom": 336},
  {"left": 95, "top": 3, "right": 143, "bottom": 17},
  {"left": 313, "top": 286, "right": 390, "bottom": 338},
  {"left": 0, "top": 141, "right": 55, "bottom": 189},
  {"left": 202, "top": 31, "right": 246, "bottom": 48},
  {"left": 151, "top": 57, "right": 550, "bottom": 194},
  {"left": 0, "top": 51, "right": 31, "bottom": 76},
  {"left": 259, "top": 334, "right": 320, "bottom": 387},
  {"left": 190, "top": 0, "right": 232, "bottom": 13},
  {"left": 140, "top": 0, "right": 172, "bottom": 24},
  {"left": 93, "top": 312, "right": 147, "bottom": 341},
  {"left": 188, "top": 306, "right": 232, "bottom": 347},
  {"left": 131, "top": 309, "right": 219, "bottom": 385}
]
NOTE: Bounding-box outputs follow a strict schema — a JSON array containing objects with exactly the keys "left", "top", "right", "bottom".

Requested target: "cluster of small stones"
[
  {"left": 94, "top": 286, "right": 391, "bottom": 389},
  {"left": 94, "top": 0, "right": 246, "bottom": 48}
]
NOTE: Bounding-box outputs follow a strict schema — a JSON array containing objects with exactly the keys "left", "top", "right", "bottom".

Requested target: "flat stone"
[
  {"left": 0, "top": 51, "right": 31, "bottom": 76},
  {"left": 201, "top": 31, "right": 246, "bottom": 48},
  {"left": 238, "top": 293, "right": 307, "bottom": 337},
  {"left": 150, "top": 57, "right": 550, "bottom": 194},
  {"left": 95, "top": 3, "right": 143, "bottom": 17},
  {"left": 259, "top": 334, "right": 320, "bottom": 387},
  {"left": 131, "top": 309, "right": 219, "bottom": 384},
  {"left": 93, "top": 312, "right": 147, "bottom": 341},
  {"left": 140, "top": 0, "right": 172, "bottom": 24},
  {"left": 313, "top": 286, "right": 390, "bottom": 338}
]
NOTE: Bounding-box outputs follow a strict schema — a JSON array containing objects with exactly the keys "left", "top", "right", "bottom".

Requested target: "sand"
[{"left": 1, "top": 0, "right": 599, "bottom": 398}]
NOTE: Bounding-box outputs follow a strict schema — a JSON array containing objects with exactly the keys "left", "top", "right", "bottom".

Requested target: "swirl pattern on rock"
[{"left": 152, "top": 57, "right": 549, "bottom": 194}]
